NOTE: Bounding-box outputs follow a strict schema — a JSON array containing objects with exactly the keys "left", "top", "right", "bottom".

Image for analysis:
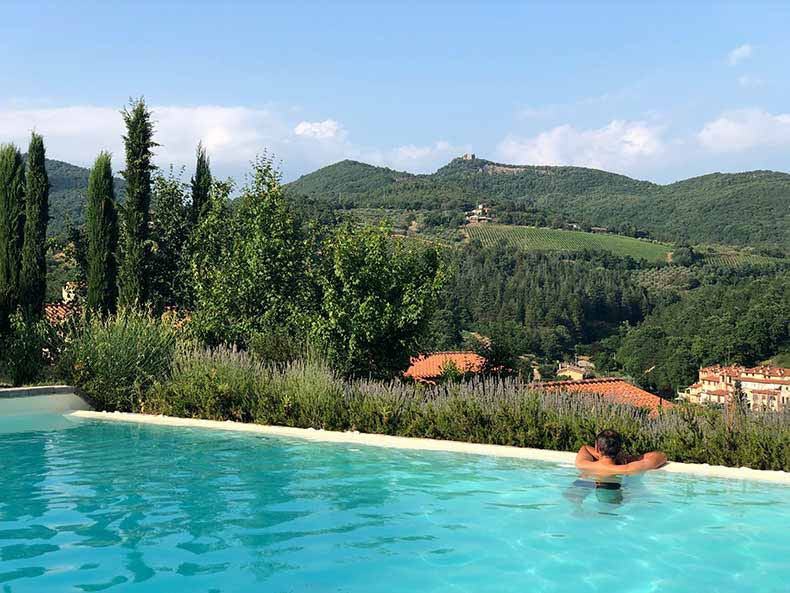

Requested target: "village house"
[
  {"left": 465, "top": 203, "right": 492, "bottom": 224},
  {"left": 556, "top": 362, "right": 587, "bottom": 381},
  {"left": 678, "top": 365, "right": 790, "bottom": 411}
]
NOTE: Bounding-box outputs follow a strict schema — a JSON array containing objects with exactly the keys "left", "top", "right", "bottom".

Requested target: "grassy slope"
[
  {"left": 467, "top": 224, "right": 673, "bottom": 262},
  {"left": 287, "top": 158, "right": 790, "bottom": 249}
]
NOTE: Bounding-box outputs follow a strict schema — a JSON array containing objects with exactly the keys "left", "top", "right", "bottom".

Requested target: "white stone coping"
[
  {"left": 69, "top": 410, "right": 790, "bottom": 485},
  {"left": 0, "top": 385, "right": 76, "bottom": 398}
]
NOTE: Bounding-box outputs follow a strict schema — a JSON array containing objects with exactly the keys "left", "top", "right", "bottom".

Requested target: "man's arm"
[
  {"left": 574, "top": 445, "right": 601, "bottom": 471},
  {"left": 606, "top": 451, "right": 668, "bottom": 475},
  {"left": 575, "top": 448, "right": 668, "bottom": 475}
]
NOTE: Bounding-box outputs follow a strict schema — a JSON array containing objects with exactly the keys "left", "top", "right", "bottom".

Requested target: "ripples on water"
[{"left": 0, "top": 416, "right": 788, "bottom": 592}]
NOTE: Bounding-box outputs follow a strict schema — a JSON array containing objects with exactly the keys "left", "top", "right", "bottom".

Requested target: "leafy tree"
[
  {"left": 118, "top": 98, "right": 157, "bottom": 308},
  {"left": 191, "top": 142, "right": 212, "bottom": 225},
  {"left": 615, "top": 273, "right": 790, "bottom": 395},
  {"left": 85, "top": 152, "right": 119, "bottom": 315},
  {"left": 313, "top": 223, "right": 445, "bottom": 378},
  {"left": 189, "top": 155, "right": 311, "bottom": 345},
  {"left": 19, "top": 133, "right": 49, "bottom": 319},
  {"left": 0, "top": 144, "right": 25, "bottom": 333},
  {"left": 150, "top": 168, "right": 190, "bottom": 310}
]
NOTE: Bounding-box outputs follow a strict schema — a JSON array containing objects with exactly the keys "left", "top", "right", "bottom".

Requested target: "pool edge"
[{"left": 68, "top": 410, "right": 790, "bottom": 485}]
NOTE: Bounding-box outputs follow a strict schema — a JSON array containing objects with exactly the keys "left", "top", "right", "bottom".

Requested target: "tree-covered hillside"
[
  {"left": 41, "top": 158, "right": 126, "bottom": 235},
  {"left": 286, "top": 157, "right": 790, "bottom": 249}
]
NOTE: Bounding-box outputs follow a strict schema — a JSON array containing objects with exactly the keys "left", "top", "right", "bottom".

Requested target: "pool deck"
[{"left": 69, "top": 409, "right": 790, "bottom": 485}]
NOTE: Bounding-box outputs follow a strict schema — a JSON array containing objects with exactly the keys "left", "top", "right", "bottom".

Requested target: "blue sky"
[{"left": 1, "top": 1, "right": 789, "bottom": 183}]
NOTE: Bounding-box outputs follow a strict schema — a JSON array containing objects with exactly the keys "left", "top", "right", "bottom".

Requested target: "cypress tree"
[
  {"left": 86, "top": 152, "right": 118, "bottom": 315},
  {"left": 191, "top": 141, "right": 212, "bottom": 225},
  {"left": 19, "top": 133, "right": 49, "bottom": 319},
  {"left": 0, "top": 144, "right": 25, "bottom": 333},
  {"left": 118, "top": 98, "right": 157, "bottom": 308}
]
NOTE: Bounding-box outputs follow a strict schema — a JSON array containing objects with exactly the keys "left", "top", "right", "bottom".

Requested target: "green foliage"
[
  {"left": 149, "top": 168, "right": 191, "bottom": 310},
  {"left": 85, "top": 152, "right": 119, "bottom": 315},
  {"left": 188, "top": 156, "right": 311, "bottom": 345},
  {"left": 118, "top": 98, "right": 157, "bottom": 308},
  {"left": 0, "top": 144, "right": 25, "bottom": 333},
  {"left": 438, "top": 359, "right": 464, "bottom": 383},
  {"left": 39, "top": 158, "right": 126, "bottom": 236},
  {"left": 61, "top": 309, "right": 177, "bottom": 412},
  {"left": 287, "top": 157, "right": 790, "bottom": 249},
  {"left": 190, "top": 142, "right": 212, "bottom": 225},
  {"left": 19, "top": 133, "right": 49, "bottom": 319},
  {"left": 468, "top": 224, "right": 672, "bottom": 262},
  {"left": 670, "top": 244, "right": 699, "bottom": 267},
  {"left": 616, "top": 273, "right": 790, "bottom": 395},
  {"left": 0, "top": 312, "right": 55, "bottom": 386},
  {"left": 313, "top": 223, "right": 445, "bottom": 378},
  {"left": 248, "top": 327, "right": 309, "bottom": 367},
  {"left": 94, "top": 343, "right": 790, "bottom": 471},
  {"left": 147, "top": 347, "right": 263, "bottom": 422},
  {"left": 424, "top": 245, "right": 649, "bottom": 360}
]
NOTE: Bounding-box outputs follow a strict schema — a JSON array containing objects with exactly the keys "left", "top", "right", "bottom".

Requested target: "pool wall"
[
  {"left": 69, "top": 409, "right": 790, "bottom": 485},
  {"left": 0, "top": 385, "right": 92, "bottom": 414}
]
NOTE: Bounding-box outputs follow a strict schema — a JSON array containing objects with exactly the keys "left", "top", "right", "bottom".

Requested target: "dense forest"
[
  {"left": 610, "top": 273, "right": 790, "bottom": 395},
  {"left": 423, "top": 247, "right": 648, "bottom": 359},
  {"left": 286, "top": 157, "right": 790, "bottom": 249}
]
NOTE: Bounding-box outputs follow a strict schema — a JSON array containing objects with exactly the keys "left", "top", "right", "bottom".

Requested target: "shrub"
[
  {"left": 61, "top": 309, "right": 177, "bottom": 411},
  {"left": 147, "top": 347, "right": 264, "bottom": 421},
  {"left": 0, "top": 312, "right": 56, "bottom": 385}
]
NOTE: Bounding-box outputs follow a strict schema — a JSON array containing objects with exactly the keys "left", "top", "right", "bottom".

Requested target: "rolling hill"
[
  {"left": 40, "top": 158, "right": 126, "bottom": 236},
  {"left": 286, "top": 157, "right": 790, "bottom": 250}
]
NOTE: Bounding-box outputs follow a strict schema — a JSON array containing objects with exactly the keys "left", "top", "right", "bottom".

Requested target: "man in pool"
[
  {"left": 575, "top": 429, "right": 667, "bottom": 479},
  {"left": 564, "top": 430, "right": 667, "bottom": 508}
]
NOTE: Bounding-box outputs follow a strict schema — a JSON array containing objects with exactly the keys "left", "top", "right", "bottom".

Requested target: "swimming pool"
[{"left": 1, "top": 414, "right": 788, "bottom": 592}]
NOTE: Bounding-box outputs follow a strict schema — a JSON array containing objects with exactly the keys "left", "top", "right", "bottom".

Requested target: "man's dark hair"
[{"left": 595, "top": 429, "right": 623, "bottom": 458}]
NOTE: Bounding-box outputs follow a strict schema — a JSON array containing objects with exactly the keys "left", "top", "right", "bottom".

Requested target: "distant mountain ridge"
[
  {"left": 41, "top": 155, "right": 790, "bottom": 249},
  {"left": 286, "top": 157, "right": 790, "bottom": 249},
  {"left": 43, "top": 158, "right": 126, "bottom": 235}
]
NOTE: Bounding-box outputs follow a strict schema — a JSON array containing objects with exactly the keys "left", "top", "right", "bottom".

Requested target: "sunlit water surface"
[{"left": 1, "top": 414, "right": 788, "bottom": 592}]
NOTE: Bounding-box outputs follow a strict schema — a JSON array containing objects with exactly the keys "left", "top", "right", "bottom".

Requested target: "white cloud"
[
  {"left": 728, "top": 44, "right": 753, "bottom": 65},
  {"left": 0, "top": 105, "right": 290, "bottom": 171},
  {"left": 737, "top": 74, "right": 764, "bottom": 88},
  {"left": 698, "top": 108, "right": 790, "bottom": 152},
  {"left": 0, "top": 105, "right": 461, "bottom": 180},
  {"left": 496, "top": 120, "right": 665, "bottom": 173},
  {"left": 293, "top": 119, "right": 344, "bottom": 140}
]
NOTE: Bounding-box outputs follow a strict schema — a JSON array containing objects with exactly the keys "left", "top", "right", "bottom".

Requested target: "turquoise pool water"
[{"left": 1, "top": 415, "right": 788, "bottom": 592}]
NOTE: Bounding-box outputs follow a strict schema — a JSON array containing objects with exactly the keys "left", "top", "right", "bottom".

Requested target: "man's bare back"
[{"left": 575, "top": 430, "right": 667, "bottom": 477}]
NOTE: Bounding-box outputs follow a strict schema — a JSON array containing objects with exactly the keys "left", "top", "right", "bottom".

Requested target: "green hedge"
[{"left": 137, "top": 348, "right": 790, "bottom": 471}]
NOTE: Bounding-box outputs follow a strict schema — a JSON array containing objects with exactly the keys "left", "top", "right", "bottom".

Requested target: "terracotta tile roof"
[
  {"left": 404, "top": 351, "right": 486, "bottom": 382},
  {"left": 539, "top": 377, "right": 673, "bottom": 412},
  {"left": 740, "top": 376, "right": 790, "bottom": 386},
  {"left": 707, "top": 389, "right": 731, "bottom": 397},
  {"left": 744, "top": 365, "right": 790, "bottom": 378},
  {"left": 751, "top": 389, "right": 781, "bottom": 396},
  {"left": 700, "top": 365, "right": 745, "bottom": 378},
  {"left": 44, "top": 302, "right": 78, "bottom": 324}
]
